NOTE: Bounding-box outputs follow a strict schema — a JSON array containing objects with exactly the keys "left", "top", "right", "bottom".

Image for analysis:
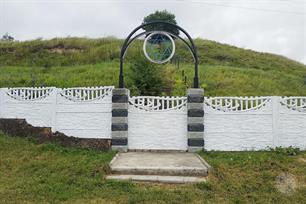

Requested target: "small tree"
[
  {"left": 1, "top": 33, "right": 14, "bottom": 41},
  {"left": 143, "top": 10, "right": 179, "bottom": 36},
  {"left": 129, "top": 55, "right": 165, "bottom": 96}
]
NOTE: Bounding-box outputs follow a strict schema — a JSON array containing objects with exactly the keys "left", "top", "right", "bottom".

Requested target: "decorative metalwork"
[
  {"left": 119, "top": 21, "right": 199, "bottom": 88},
  {"left": 280, "top": 97, "right": 306, "bottom": 112},
  {"left": 6, "top": 87, "right": 54, "bottom": 101},
  {"left": 60, "top": 86, "right": 114, "bottom": 102},
  {"left": 129, "top": 96, "right": 187, "bottom": 111},
  {"left": 204, "top": 96, "right": 271, "bottom": 112},
  {"left": 143, "top": 31, "right": 175, "bottom": 64}
]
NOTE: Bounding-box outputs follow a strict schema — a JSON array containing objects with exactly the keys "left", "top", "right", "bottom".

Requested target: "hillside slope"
[
  {"left": 0, "top": 37, "right": 305, "bottom": 70},
  {"left": 0, "top": 37, "right": 305, "bottom": 96}
]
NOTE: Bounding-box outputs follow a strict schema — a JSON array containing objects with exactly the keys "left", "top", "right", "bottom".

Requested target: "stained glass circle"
[{"left": 143, "top": 31, "right": 175, "bottom": 64}]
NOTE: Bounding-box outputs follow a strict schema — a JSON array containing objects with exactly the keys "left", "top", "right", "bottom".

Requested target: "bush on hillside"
[{"left": 128, "top": 55, "right": 166, "bottom": 96}]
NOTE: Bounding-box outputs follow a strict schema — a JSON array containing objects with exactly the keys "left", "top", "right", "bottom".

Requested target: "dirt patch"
[
  {"left": 48, "top": 48, "right": 83, "bottom": 54},
  {"left": 0, "top": 119, "right": 110, "bottom": 151},
  {"left": 46, "top": 44, "right": 84, "bottom": 53},
  {"left": 297, "top": 158, "right": 306, "bottom": 163},
  {"left": 275, "top": 172, "right": 298, "bottom": 194}
]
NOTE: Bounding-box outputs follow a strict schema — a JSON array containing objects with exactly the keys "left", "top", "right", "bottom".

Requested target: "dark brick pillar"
[
  {"left": 187, "top": 88, "right": 204, "bottom": 152},
  {"left": 111, "top": 88, "right": 129, "bottom": 152}
]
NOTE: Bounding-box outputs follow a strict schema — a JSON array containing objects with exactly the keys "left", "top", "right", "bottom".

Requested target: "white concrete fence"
[
  {"left": 0, "top": 86, "right": 305, "bottom": 151},
  {"left": 0, "top": 86, "right": 114, "bottom": 139}
]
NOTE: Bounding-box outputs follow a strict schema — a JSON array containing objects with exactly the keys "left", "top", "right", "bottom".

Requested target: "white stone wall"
[
  {"left": 204, "top": 97, "right": 306, "bottom": 150},
  {"left": 128, "top": 96, "right": 187, "bottom": 151},
  {"left": 278, "top": 98, "right": 306, "bottom": 148},
  {"left": 0, "top": 87, "right": 113, "bottom": 139},
  {"left": 128, "top": 109, "right": 187, "bottom": 151},
  {"left": 0, "top": 87, "right": 305, "bottom": 151},
  {"left": 0, "top": 87, "right": 55, "bottom": 128}
]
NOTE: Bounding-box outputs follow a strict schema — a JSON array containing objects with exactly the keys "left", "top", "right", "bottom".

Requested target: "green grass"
[
  {"left": 1, "top": 37, "right": 306, "bottom": 96},
  {"left": 0, "top": 62, "right": 305, "bottom": 96},
  {"left": 1, "top": 133, "right": 305, "bottom": 203},
  {"left": 1, "top": 37, "right": 305, "bottom": 71}
]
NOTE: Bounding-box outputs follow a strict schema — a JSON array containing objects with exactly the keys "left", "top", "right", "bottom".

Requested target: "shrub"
[
  {"left": 128, "top": 55, "right": 165, "bottom": 96},
  {"left": 270, "top": 146, "right": 300, "bottom": 156}
]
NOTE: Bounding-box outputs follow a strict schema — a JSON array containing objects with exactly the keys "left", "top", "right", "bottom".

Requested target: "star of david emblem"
[{"left": 143, "top": 31, "right": 175, "bottom": 64}]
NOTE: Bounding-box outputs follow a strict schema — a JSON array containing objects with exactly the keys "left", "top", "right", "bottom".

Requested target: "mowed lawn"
[{"left": 0, "top": 133, "right": 306, "bottom": 203}]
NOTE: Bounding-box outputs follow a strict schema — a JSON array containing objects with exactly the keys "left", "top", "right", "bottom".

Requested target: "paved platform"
[{"left": 107, "top": 152, "right": 211, "bottom": 183}]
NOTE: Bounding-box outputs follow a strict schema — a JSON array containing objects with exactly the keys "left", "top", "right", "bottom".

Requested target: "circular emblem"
[{"left": 143, "top": 31, "right": 175, "bottom": 64}]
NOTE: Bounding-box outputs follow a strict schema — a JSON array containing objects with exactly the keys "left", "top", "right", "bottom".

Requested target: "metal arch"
[
  {"left": 122, "top": 31, "right": 148, "bottom": 59},
  {"left": 119, "top": 21, "right": 199, "bottom": 88},
  {"left": 122, "top": 31, "right": 196, "bottom": 62},
  {"left": 168, "top": 32, "right": 196, "bottom": 62}
]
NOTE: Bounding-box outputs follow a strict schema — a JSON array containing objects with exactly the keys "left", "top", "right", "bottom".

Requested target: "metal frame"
[{"left": 119, "top": 21, "right": 199, "bottom": 88}]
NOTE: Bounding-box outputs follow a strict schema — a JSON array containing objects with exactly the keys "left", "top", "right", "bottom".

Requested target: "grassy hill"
[{"left": 0, "top": 37, "right": 305, "bottom": 96}]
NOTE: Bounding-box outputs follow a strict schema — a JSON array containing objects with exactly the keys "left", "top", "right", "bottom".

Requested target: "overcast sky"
[{"left": 0, "top": 0, "right": 305, "bottom": 64}]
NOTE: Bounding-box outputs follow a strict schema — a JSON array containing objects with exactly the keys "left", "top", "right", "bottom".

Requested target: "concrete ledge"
[
  {"left": 111, "top": 138, "right": 128, "bottom": 146},
  {"left": 188, "top": 132, "right": 204, "bottom": 139},
  {"left": 112, "top": 103, "right": 128, "bottom": 110},
  {"left": 106, "top": 175, "right": 206, "bottom": 184},
  {"left": 188, "top": 124, "right": 204, "bottom": 132},
  {"left": 188, "top": 138, "right": 204, "bottom": 147},
  {"left": 112, "top": 123, "right": 128, "bottom": 131},
  {"left": 112, "top": 109, "right": 128, "bottom": 117},
  {"left": 188, "top": 117, "right": 203, "bottom": 124},
  {"left": 112, "top": 145, "right": 128, "bottom": 152},
  {"left": 188, "top": 109, "right": 204, "bottom": 117},
  {"left": 109, "top": 152, "right": 209, "bottom": 177},
  {"left": 112, "top": 95, "right": 128, "bottom": 103},
  {"left": 187, "top": 103, "right": 203, "bottom": 110},
  {"left": 187, "top": 95, "right": 204, "bottom": 103},
  {"left": 112, "top": 117, "right": 128, "bottom": 124},
  {"left": 188, "top": 146, "right": 203, "bottom": 152},
  {"left": 112, "top": 131, "right": 128, "bottom": 138},
  {"left": 195, "top": 154, "right": 212, "bottom": 171}
]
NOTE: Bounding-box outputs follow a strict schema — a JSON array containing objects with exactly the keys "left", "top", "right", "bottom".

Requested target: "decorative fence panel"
[
  {"left": 0, "top": 87, "right": 113, "bottom": 139},
  {"left": 0, "top": 87, "right": 305, "bottom": 151},
  {"left": 204, "top": 96, "right": 306, "bottom": 150},
  {"left": 278, "top": 97, "right": 306, "bottom": 148},
  {"left": 0, "top": 87, "right": 56, "bottom": 127},
  {"left": 128, "top": 96, "right": 188, "bottom": 151},
  {"left": 55, "top": 87, "right": 113, "bottom": 138}
]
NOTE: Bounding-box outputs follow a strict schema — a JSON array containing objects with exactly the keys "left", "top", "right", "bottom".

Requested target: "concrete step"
[
  {"left": 109, "top": 152, "right": 211, "bottom": 177},
  {"left": 106, "top": 174, "right": 206, "bottom": 184}
]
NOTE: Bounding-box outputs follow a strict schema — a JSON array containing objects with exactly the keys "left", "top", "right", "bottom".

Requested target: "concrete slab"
[
  {"left": 106, "top": 174, "right": 206, "bottom": 184},
  {"left": 109, "top": 152, "right": 210, "bottom": 177}
]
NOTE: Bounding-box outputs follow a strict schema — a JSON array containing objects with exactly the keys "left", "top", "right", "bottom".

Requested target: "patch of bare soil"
[
  {"left": 48, "top": 48, "right": 83, "bottom": 53},
  {"left": 297, "top": 157, "right": 306, "bottom": 163},
  {"left": 275, "top": 172, "right": 298, "bottom": 194},
  {"left": 45, "top": 44, "right": 84, "bottom": 53}
]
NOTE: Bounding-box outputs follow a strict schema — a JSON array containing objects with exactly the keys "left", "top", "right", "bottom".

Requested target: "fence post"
[
  {"left": 272, "top": 96, "right": 280, "bottom": 148},
  {"left": 111, "top": 88, "right": 129, "bottom": 152},
  {"left": 51, "top": 87, "right": 58, "bottom": 132},
  {"left": 0, "top": 88, "right": 3, "bottom": 118},
  {"left": 187, "top": 88, "right": 204, "bottom": 152}
]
